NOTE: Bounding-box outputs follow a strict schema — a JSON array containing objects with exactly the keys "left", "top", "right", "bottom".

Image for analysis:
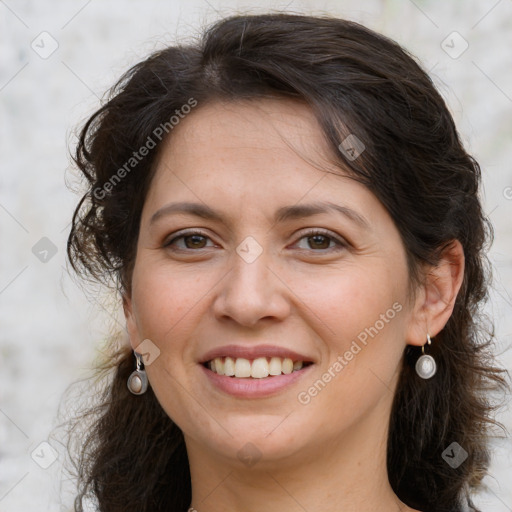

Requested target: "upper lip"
[{"left": 199, "top": 344, "right": 315, "bottom": 364}]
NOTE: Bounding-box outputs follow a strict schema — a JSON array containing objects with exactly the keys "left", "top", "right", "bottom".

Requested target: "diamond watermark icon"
[
  {"left": 134, "top": 338, "right": 161, "bottom": 366},
  {"left": 31, "top": 441, "right": 58, "bottom": 469},
  {"left": 236, "top": 236, "right": 263, "bottom": 264},
  {"left": 441, "top": 32, "right": 469, "bottom": 59},
  {"left": 338, "top": 134, "right": 365, "bottom": 161},
  {"left": 442, "top": 441, "right": 468, "bottom": 468},
  {"left": 31, "top": 31, "right": 59, "bottom": 59},
  {"left": 32, "top": 236, "right": 58, "bottom": 263},
  {"left": 237, "top": 442, "right": 262, "bottom": 467}
]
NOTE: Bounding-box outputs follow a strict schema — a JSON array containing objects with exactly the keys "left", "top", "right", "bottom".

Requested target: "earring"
[
  {"left": 415, "top": 334, "right": 437, "bottom": 379},
  {"left": 127, "top": 352, "right": 148, "bottom": 395}
]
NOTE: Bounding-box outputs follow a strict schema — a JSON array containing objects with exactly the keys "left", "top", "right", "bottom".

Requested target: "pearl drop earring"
[
  {"left": 415, "top": 334, "right": 437, "bottom": 379},
  {"left": 127, "top": 352, "right": 148, "bottom": 395}
]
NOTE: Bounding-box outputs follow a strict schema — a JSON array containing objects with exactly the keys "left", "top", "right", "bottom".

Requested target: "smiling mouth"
[{"left": 203, "top": 356, "right": 314, "bottom": 379}]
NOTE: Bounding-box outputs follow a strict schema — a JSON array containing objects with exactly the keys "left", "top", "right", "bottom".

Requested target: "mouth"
[{"left": 202, "top": 356, "right": 314, "bottom": 379}]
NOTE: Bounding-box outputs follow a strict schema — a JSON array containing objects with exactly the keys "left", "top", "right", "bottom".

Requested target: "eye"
[
  {"left": 163, "top": 228, "right": 348, "bottom": 253},
  {"left": 294, "top": 228, "right": 347, "bottom": 252},
  {"left": 163, "top": 230, "right": 215, "bottom": 251}
]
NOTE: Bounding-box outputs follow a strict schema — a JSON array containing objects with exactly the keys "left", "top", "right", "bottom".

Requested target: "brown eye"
[
  {"left": 294, "top": 229, "right": 347, "bottom": 252},
  {"left": 307, "top": 234, "right": 331, "bottom": 250},
  {"left": 182, "top": 234, "right": 208, "bottom": 249},
  {"left": 164, "top": 231, "right": 214, "bottom": 250}
]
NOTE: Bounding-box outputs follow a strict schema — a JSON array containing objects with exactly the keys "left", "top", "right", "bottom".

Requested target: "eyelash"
[{"left": 163, "top": 228, "right": 347, "bottom": 253}]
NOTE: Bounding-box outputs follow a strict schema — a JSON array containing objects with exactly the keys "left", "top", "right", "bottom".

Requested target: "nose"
[{"left": 212, "top": 247, "right": 291, "bottom": 327}]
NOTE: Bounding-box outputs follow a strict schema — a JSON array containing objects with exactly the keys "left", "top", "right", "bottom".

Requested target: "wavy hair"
[{"left": 65, "top": 13, "right": 507, "bottom": 512}]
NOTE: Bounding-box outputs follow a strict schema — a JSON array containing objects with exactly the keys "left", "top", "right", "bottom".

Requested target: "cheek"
[
  {"left": 130, "top": 262, "right": 208, "bottom": 347},
  {"left": 294, "top": 264, "right": 408, "bottom": 411},
  {"left": 295, "top": 261, "right": 405, "bottom": 342},
  {"left": 332, "top": 265, "right": 408, "bottom": 372}
]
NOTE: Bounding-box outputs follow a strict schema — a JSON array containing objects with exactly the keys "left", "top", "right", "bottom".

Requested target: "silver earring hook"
[
  {"left": 135, "top": 352, "right": 145, "bottom": 371},
  {"left": 422, "top": 333, "right": 432, "bottom": 355}
]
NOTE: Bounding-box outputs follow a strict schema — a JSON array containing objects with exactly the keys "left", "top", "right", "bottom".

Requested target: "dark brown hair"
[{"left": 65, "top": 12, "right": 507, "bottom": 512}]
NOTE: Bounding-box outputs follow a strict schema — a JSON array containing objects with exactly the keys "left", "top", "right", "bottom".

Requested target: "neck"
[{"left": 185, "top": 395, "right": 417, "bottom": 512}]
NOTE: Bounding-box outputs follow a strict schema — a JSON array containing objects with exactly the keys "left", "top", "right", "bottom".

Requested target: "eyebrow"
[{"left": 149, "top": 200, "right": 370, "bottom": 230}]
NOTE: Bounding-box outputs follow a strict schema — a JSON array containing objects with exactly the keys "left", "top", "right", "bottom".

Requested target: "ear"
[
  {"left": 123, "top": 293, "right": 141, "bottom": 351},
  {"left": 406, "top": 240, "right": 465, "bottom": 346}
]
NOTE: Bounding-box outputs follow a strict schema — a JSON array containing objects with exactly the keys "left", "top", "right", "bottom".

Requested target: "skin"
[{"left": 124, "top": 98, "right": 464, "bottom": 512}]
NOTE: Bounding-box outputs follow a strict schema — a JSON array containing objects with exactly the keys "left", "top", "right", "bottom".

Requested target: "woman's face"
[{"left": 124, "top": 98, "right": 420, "bottom": 467}]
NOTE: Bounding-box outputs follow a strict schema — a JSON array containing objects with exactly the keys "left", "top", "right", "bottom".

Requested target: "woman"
[{"left": 66, "top": 12, "right": 506, "bottom": 512}]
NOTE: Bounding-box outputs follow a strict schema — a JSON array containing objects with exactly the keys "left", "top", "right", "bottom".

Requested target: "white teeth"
[
  {"left": 251, "top": 357, "right": 269, "bottom": 378},
  {"left": 214, "top": 357, "right": 225, "bottom": 375},
  {"left": 282, "top": 358, "right": 293, "bottom": 374},
  {"left": 234, "top": 358, "right": 252, "bottom": 378},
  {"left": 269, "top": 357, "right": 282, "bottom": 375},
  {"left": 208, "top": 356, "right": 308, "bottom": 378},
  {"left": 224, "top": 356, "right": 235, "bottom": 376}
]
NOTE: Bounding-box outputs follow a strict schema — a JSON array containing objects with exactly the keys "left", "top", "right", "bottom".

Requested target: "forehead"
[
  {"left": 139, "top": 99, "right": 404, "bottom": 264},
  {"left": 150, "top": 98, "right": 345, "bottom": 190},
  {"left": 142, "top": 98, "right": 389, "bottom": 234},
  {"left": 168, "top": 98, "right": 328, "bottom": 148}
]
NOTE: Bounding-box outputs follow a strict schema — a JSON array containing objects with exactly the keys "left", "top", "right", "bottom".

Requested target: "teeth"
[
  {"left": 282, "top": 358, "right": 293, "bottom": 374},
  {"left": 224, "top": 356, "right": 235, "bottom": 376},
  {"left": 269, "top": 357, "right": 282, "bottom": 375},
  {"left": 234, "top": 357, "right": 252, "bottom": 378},
  {"left": 214, "top": 357, "right": 225, "bottom": 375},
  {"left": 251, "top": 357, "right": 269, "bottom": 378},
  {"left": 208, "top": 356, "right": 307, "bottom": 378}
]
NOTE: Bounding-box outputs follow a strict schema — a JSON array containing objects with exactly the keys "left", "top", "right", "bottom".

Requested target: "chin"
[{"left": 218, "top": 416, "right": 313, "bottom": 464}]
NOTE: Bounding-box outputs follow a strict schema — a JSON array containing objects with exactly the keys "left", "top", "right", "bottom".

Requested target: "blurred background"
[{"left": 1, "top": 0, "right": 511, "bottom": 510}]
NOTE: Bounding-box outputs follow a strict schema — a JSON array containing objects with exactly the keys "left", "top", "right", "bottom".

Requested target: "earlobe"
[
  {"left": 407, "top": 240, "right": 465, "bottom": 346},
  {"left": 123, "top": 294, "right": 140, "bottom": 350}
]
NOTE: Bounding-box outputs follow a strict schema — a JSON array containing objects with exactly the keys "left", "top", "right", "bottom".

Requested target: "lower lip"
[{"left": 200, "top": 364, "right": 315, "bottom": 399}]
